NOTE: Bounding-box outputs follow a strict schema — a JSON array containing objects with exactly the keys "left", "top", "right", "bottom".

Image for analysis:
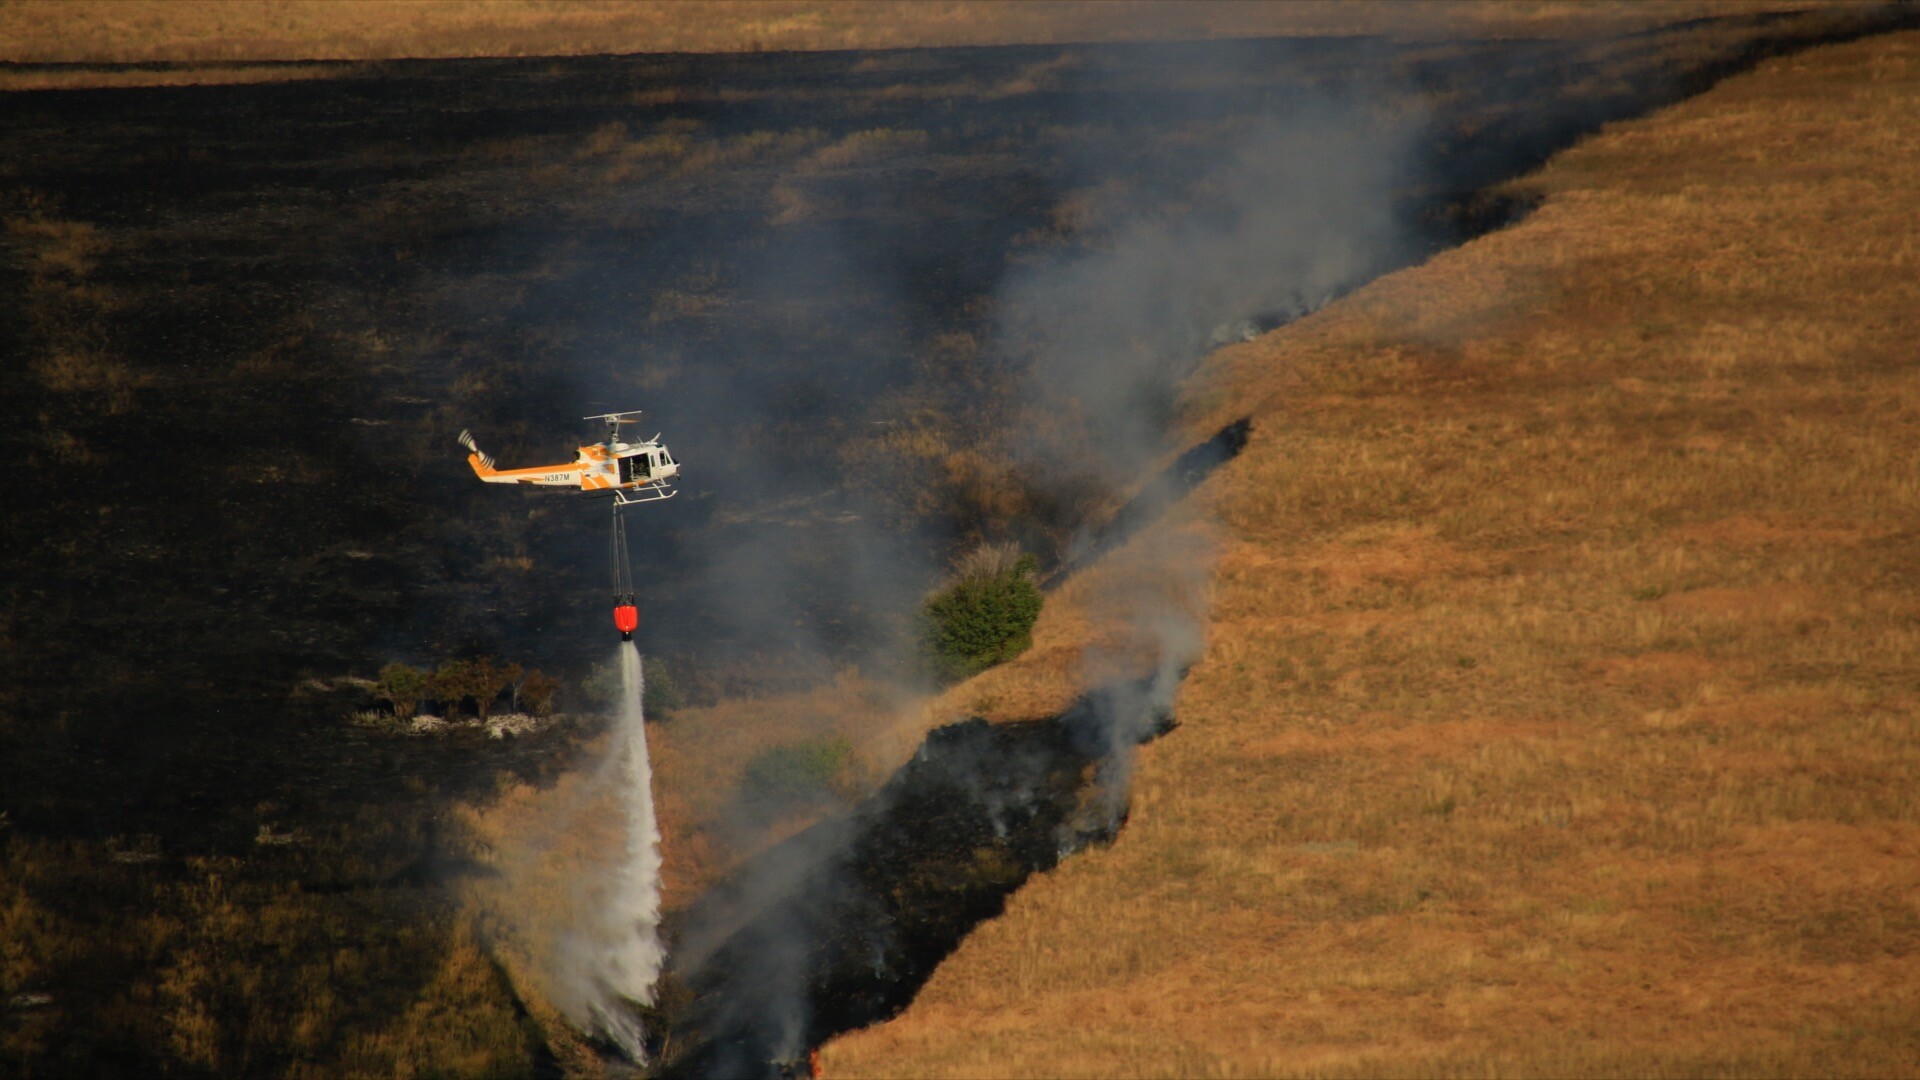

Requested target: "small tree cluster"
[
  {"left": 519, "top": 670, "right": 559, "bottom": 716},
  {"left": 375, "top": 663, "right": 428, "bottom": 720},
  {"left": 919, "top": 545, "right": 1044, "bottom": 684},
  {"left": 373, "top": 658, "right": 561, "bottom": 720}
]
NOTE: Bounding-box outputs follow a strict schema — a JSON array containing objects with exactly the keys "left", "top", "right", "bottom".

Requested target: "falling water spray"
[{"left": 572, "top": 641, "right": 667, "bottom": 1058}]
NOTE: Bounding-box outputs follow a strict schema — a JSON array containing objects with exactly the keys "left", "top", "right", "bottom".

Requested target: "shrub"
[
  {"left": 919, "top": 545, "right": 1044, "bottom": 683},
  {"left": 643, "top": 658, "right": 683, "bottom": 719},
  {"left": 741, "top": 735, "right": 854, "bottom": 809},
  {"left": 580, "top": 660, "right": 620, "bottom": 711}
]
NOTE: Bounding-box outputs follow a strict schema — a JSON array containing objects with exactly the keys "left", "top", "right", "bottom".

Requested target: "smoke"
[
  {"left": 998, "top": 95, "right": 1419, "bottom": 485},
  {"left": 656, "top": 53, "right": 1423, "bottom": 1074},
  {"left": 1076, "top": 557, "right": 1212, "bottom": 826},
  {"left": 558, "top": 192, "right": 943, "bottom": 682},
  {"left": 431, "top": 39, "right": 1429, "bottom": 1069},
  {"left": 985, "top": 83, "right": 1421, "bottom": 827},
  {"left": 984, "top": 72, "right": 1419, "bottom": 834},
  {"left": 548, "top": 643, "right": 665, "bottom": 1059}
]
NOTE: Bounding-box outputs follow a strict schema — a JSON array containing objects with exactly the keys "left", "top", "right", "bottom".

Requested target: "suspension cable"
[{"left": 610, "top": 507, "right": 635, "bottom": 602}]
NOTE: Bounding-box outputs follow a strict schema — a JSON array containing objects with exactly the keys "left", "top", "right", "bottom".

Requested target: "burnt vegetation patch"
[{"left": 658, "top": 670, "right": 1180, "bottom": 1078}]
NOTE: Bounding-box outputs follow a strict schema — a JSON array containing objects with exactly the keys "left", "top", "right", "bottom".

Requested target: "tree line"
[{"left": 372, "top": 658, "right": 558, "bottom": 721}]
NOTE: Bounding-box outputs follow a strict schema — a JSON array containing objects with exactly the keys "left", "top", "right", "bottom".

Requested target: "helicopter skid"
[{"left": 608, "top": 485, "right": 677, "bottom": 507}]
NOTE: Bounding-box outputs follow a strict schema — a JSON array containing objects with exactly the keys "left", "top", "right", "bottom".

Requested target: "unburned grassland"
[
  {"left": 823, "top": 30, "right": 1920, "bottom": 1078},
  {"left": 0, "top": 0, "right": 1852, "bottom": 70}
]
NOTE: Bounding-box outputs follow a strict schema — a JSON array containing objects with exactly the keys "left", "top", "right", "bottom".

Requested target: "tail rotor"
[{"left": 457, "top": 429, "right": 495, "bottom": 469}]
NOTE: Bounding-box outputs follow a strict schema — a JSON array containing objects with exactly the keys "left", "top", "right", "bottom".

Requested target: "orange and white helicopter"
[{"left": 457, "top": 410, "right": 680, "bottom": 508}]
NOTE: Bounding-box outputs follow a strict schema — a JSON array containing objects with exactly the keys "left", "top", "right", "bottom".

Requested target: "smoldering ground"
[
  {"left": 652, "top": 509, "right": 1213, "bottom": 1075},
  {"left": 660, "top": 652, "right": 1195, "bottom": 1077}
]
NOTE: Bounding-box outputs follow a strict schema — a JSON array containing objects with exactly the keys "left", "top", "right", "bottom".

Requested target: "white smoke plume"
[
  {"left": 663, "top": 70, "right": 1420, "bottom": 1074},
  {"left": 998, "top": 99, "right": 1420, "bottom": 485}
]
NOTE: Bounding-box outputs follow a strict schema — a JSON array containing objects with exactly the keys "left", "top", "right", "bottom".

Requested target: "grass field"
[
  {"left": 822, "top": 28, "right": 1920, "bottom": 1078},
  {"left": 0, "top": 0, "right": 1867, "bottom": 88}
]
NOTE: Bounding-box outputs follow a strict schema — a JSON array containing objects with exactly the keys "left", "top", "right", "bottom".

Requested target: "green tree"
[
  {"left": 374, "top": 663, "right": 428, "bottom": 720},
  {"left": 519, "top": 669, "right": 560, "bottom": 717},
  {"left": 467, "top": 657, "right": 514, "bottom": 721},
  {"left": 581, "top": 660, "right": 620, "bottom": 711},
  {"left": 429, "top": 660, "right": 477, "bottom": 718},
  {"left": 643, "top": 657, "right": 683, "bottom": 720},
  {"left": 919, "top": 548, "right": 1044, "bottom": 683}
]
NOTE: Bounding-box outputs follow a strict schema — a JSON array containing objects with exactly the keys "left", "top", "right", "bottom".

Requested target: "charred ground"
[{"left": 659, "top": 670, "right": 1180, "bottom": 1077}]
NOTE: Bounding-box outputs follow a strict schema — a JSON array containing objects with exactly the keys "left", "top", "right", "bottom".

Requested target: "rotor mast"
[{"left": 585, "top": 409, "right": 645, "bottom": 447}]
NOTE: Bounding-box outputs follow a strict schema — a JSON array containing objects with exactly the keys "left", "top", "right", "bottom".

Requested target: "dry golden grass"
[
  {"left": 0, "top": 62, "right": 348, "bottom": 91},
  {"left": 823, "top": 29, "right": 1920, "bottom": 1078},
  {"left": 0, "top": 0, "right": 1868, "bottom": 88}
]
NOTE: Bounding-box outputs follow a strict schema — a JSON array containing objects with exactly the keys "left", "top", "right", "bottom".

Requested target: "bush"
[
  {"left": 580, "top": 660, "right": 620, "bottom": 711},
  {"left": 643, "top": 658, "right": 683, "bottom": 719},
  {"left": 919, "top": 545, "right": 1044, "bottom": 683},
  {"left": 741, "top": 735, "right": 854, "bottom": 809}
]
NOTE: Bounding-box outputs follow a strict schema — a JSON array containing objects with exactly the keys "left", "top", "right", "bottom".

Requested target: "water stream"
[{"left": 577, "top": 643, "right": 666, "bottom": 1059}]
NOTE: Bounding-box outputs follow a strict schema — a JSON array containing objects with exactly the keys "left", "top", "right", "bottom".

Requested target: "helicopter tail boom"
[{"left": 457, "top": 430, "right": 584, "bottom": 486}]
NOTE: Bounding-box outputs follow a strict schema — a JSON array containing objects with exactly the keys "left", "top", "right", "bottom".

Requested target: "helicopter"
[
  {"left": 457, "top": 411, "right": 679, "bottom": 508},
  {"left": 458, "top": 411, "right": 680, "bottom": 639}
]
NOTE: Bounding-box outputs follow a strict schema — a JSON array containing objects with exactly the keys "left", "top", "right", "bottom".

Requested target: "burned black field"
[{"left": 3, "top": 9, "right": 1911, "bottom": 1074}]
